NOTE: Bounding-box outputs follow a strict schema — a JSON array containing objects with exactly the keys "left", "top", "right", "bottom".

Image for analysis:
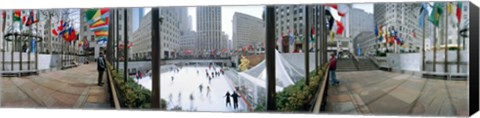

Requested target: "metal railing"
[
  {"left": 311, "top": 64, "right": 330, "bottom": 113},
  {"left": 106, "top": 61, "right": 121, "bottom": 109}
]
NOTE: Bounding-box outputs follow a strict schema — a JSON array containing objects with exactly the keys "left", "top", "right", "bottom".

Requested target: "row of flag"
[
  {"left": 421, "top": 2, "right": 463, "bottom": 28},
  {"left": 1, "top": 10, "right": 41, "bottom": 32},
  {"left": 276, "top": 4, "right": 349, "bottom": 47},
  {"left": 85, "top": 8, "right": 110, "bottom": 46}
]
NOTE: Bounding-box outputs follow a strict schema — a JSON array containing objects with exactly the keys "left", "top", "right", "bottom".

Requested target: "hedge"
[
  {"left": 254, "top": 64, "right": 329, "bottom": 112},
  {"left": 107, "top": 61, "right": 167, "bottom": 109}
]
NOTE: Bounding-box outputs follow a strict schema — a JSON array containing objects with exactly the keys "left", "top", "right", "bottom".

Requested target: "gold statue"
[{"left": 239, "top": 55, "right": 250, "bottom": 72}]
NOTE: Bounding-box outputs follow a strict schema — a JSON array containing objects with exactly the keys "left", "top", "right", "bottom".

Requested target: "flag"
[
  {"left": 447, "top": 2, "right": 453, "bottom": 15},
  {"left": 311, "top": 27, "right": 316, "bottom": 43},
  {"left": 418, "top": 3, "right": 429, "bottom": 28},
  {"left": 325, "top": 4, "right": 338, "bottom": 9},
  {"left": 325, "top": 10, "right": 334, "bottom": 31},
  {"left": 374, "top": 25, "right": 379, "bottom": 36},
  {"left": 456, "top": 2, "right": 462, "bottom": 24},
  {"left": 26, "top": 10, "right": 34, "bottom": 26},
  {"left": 335, "top": 20, "right": 344, "bottom": 35},
  {"left": 428, "top": 3, "right": 443, "bottom": 27},
  {"left": 34, "top": 10, "right": 40, "bottom": 23},
  {"left": 329, "top": 31, "right": 334, "bottom": 42},
  {"left": 2, "top": 11, "right": 6, "bottom": 32},
  {"left": 13, "top": 10, "right": 21, "bottom": 22}
]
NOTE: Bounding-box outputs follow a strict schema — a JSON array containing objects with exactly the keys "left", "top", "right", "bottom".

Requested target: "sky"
[{"left": 143, "top": 4, "right": 373, "bottom": 40}]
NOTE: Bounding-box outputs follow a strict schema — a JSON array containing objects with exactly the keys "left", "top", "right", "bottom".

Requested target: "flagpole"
[
  {"left": 422, "top": 4, "right": 426, "bottom": 71},
  {"left": 433, "top": 21, "right": 436, "bottom": 72},
  {"left": 456, "top": 2, "right": 461, "bottom": 73},
  {"left": 314, "top": 5, "right": 318, "bottom": 72},
  {"left": 304, "top": 5, "right": 310, "bottom": 86},
  {"left": 444, "top": 3, "right": 448, "bottom": 73}
]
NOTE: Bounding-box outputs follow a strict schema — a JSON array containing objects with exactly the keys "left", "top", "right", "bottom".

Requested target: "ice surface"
[{"left": 136, "top": 66, "right": 247, "bottom": 112}]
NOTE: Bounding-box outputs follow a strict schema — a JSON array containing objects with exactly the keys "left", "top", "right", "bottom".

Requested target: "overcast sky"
[{"left": 143, "top": 4, "right": 373, "bottom": 40}]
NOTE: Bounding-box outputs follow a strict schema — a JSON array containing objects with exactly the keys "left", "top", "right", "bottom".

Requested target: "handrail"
[
  {"left": 106, "top": 61, "right": 121, "bottom": 109},
  {"left": 312, "top": 63, "right": 330, "bottom": 113}
]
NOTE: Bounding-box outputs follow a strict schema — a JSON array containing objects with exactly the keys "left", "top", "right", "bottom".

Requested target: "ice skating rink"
[{"left": 136, "top": 66, "right": 247, "bottom": 112}]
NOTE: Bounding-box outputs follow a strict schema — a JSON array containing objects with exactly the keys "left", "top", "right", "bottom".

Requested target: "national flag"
[
  {"left": 325, "top": 4, "right": 338, "bottom": 9},
  {"left": 26, "top": 10, "right": 35, "bottom": 26},
  {"left": 428, "top": 3, "right": 443, "bottom": 27},
  {"left": 325, "top": 10, "right": 334, "bottom": 31},
  {"left": 13, "top": 10, "right": 21, "bottom": 22},
  {"left": 456, "top": 2, "right": 462, "bottom": 24},
  {"left": 447, "top": 2, "right": 453, "bottom": 15},
  {"left": 2, "top": 11, "right": 6, "bottom": 32},
  {"left": 335, "top": 20, "right": 344, "bottom": 35},
  {"left": 329, "top": 31, "right": 334, "bottom": 42},
  {"left": 311, "top": 26, "right": 316, "bottom": 43},
  {"left": 418, "top": 3, "right": 429, "bottom": 28},
  {"left": 34, "top": 10, "right": 40, "bottom": 23},
  {"left": 52, "top": 29, "right": 58, "bottom": 36},
  {"left": 374, "top": 25, "right": 379, "bottom": 36}
]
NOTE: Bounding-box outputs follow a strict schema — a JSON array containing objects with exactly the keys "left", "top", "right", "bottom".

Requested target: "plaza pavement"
[
  {"left": 0, "top": 63, "right": 111, "bottom": 109},
  {"left": 325, "top": 70, "right": 469, "bottom": 117}
]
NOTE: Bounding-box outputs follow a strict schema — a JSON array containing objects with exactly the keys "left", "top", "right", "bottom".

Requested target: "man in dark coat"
[
  {"left": 224, "top": 91, "right": 231, "bottom": 107},
  {"left": 231, "top": 91, "right": 241, "bottom": 109},
  {"left": 97, "top": 52, "right": 106, "bottom": 86}
]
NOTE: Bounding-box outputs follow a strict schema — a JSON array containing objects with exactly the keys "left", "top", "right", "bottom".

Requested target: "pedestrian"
[
  {"left": 97, "top": 52, "right": 106, "bottom": 86},
  {"left": 178, "top": 92, "right": 182, "bottom": 104},
  {"left": 231, "top": 91, "right": 240, "bottom": 109},
  {"left": 329, "top": 53, "right": 340, "bottom": 86},
  {"left": 139, "top": 71, "right": 143, "bottom": 78},
  {"left": 199, "top": 84, "right": 203, "bottom": 93},
  {"left": 224, "top": 91, "right": 231, "bottom": 107},
  {"left": 190, "top": 93, "right": 194, "bottom": 111}
]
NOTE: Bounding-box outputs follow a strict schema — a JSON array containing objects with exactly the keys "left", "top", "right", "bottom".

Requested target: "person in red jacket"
[{"left": 329, "top": 53, "right": 340, "bottom": 86}]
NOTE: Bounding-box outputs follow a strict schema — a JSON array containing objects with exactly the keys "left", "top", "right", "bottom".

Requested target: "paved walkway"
[
  {"left": 0, "top": 63, "right": 111, "bottom": 109},
  {"left": 325, "top": 70, "right": 468, "bottom": 117}
]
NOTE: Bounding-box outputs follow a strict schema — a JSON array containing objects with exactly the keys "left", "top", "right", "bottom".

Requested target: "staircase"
[
  {"left": 335, "top": 51, "right": 378, "bottom": 72},
  {"left": 336, "top": 58, "right": 358, "bottom": 72},
  {"left": 356, "top": 58, "right": 378, "bottom": 71}
]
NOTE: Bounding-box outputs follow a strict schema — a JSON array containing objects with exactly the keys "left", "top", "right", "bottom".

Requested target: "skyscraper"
[
  {"left": 232, "top": 12, "right": 265, "bottom": 49},
  {"left": 196, "top": 6, "right": 222, "bottom": 54}
]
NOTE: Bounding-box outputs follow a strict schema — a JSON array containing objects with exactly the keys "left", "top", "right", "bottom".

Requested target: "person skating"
[
  {"left": 190, "top": 93, "right": 194, "bottom": 111},
  {"left": 206, "top": 86, "right": 211, "bottom": 97},
  {"left": 211, "top": 72, "right": 214, "bottom": 77},
  {"left": 224, "top": 91, "right": 231, "bottom": 107},
  {"left": 171, "top": 76, "right": 174, "bottom": 82},
  {"left": 209, "top": 77, "right": 212, "bottom": 84},
  {"left": 197, "top": 70, "right": 199, "bottom": 74},
  {"left": 199, "top": 84, "right": 203, "bottom": 93},
  {"left": 231, "top": 91, "right": 241, "bottom": 109}
]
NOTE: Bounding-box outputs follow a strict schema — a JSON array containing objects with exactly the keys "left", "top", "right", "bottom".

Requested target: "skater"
[
  {"left": 224, "top": 91, "right": 231, "bottom": 107},
  {"left": 206, "top": 86, "right": 211, "bottom": 97},
  {"left": 199, "top": 84, "right": 203, "bottom": 93},
  {"left": 209, "top": 77, "right": 212, "bottom": 84},
  {"left": 190, "top": 93, "right": 194, "bottom": 111},
  {"left": 171, "top": 76, "right": 174, "bottom": 82},
  {"left": 178, "top": 92, "right": 182, "bottom": 104},
  {"left": 169, "top": 93, "right": 173, "bottom": 104},
  {"left": 197, "top": 70, "right": 199, "bottom": 74},
  {"left": 211, "top": 72, "right": 214, "bottom": 77},
  {"left": 231, "top": 91, "right": 241, "bottom": 109}
]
